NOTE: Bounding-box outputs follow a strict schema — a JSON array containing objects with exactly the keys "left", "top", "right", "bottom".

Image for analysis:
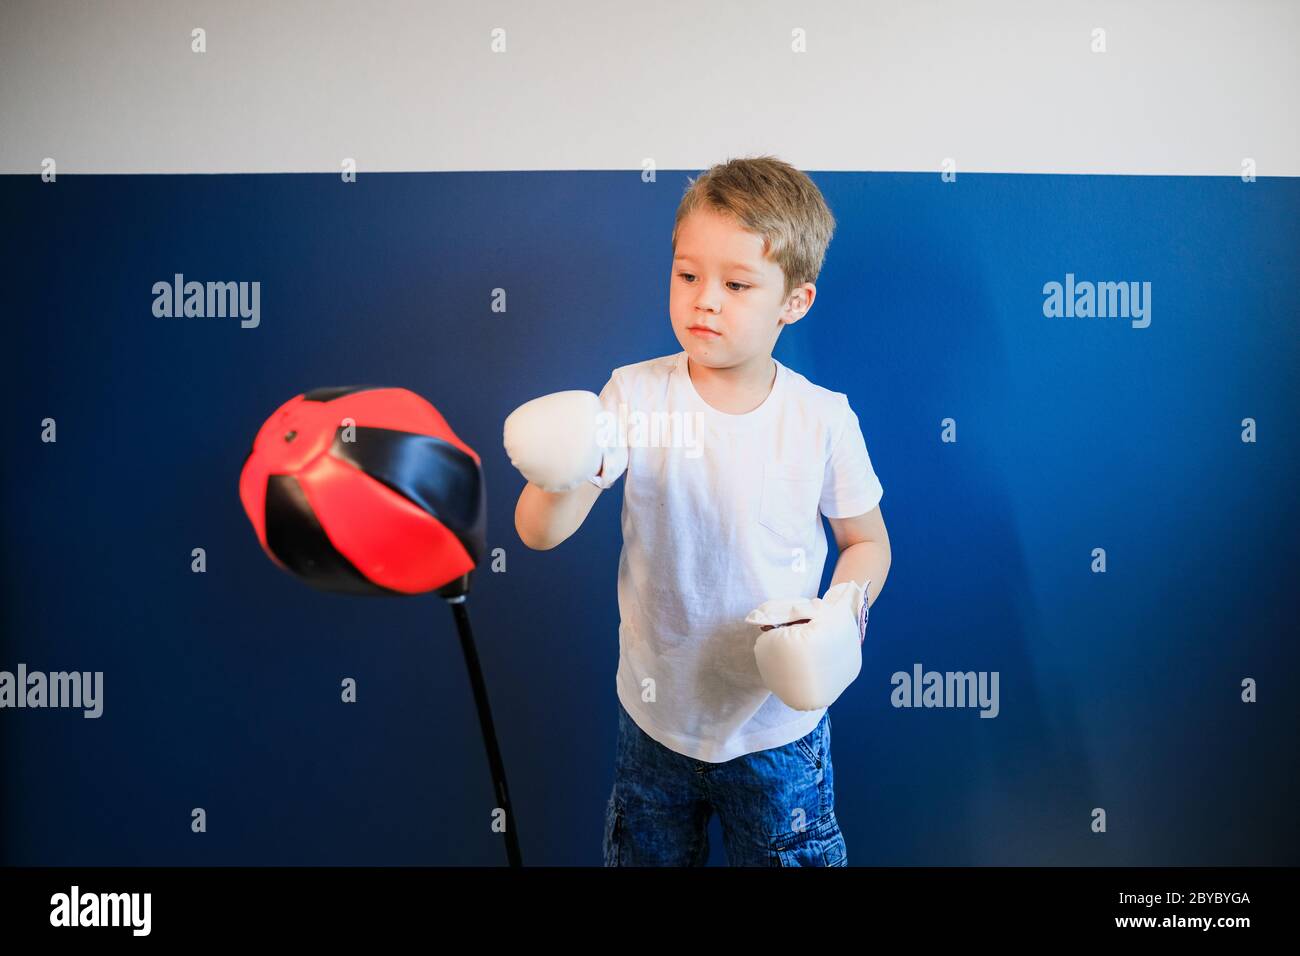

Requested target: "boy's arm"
[
  {"left": 514, "top": 463, "right": 605, "bottom": 551},
  {"left": 827, "top": 505, "right": 891, "bottom": 609}
]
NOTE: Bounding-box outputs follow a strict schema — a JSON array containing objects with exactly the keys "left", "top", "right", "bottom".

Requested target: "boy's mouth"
[{"left": 689, "top": 326, "right": 721, "bottom": 338}]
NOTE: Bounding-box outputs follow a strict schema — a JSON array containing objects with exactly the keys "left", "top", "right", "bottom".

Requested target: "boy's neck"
[{"left": 686, "top": 353, "right": 777, "bottom": 414}]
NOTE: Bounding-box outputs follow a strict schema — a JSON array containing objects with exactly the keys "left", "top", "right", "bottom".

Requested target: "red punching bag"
[
  {"left": 238, "top": 385, "right": 487, "bottom": 598},
  {"left": 238, "top": 385, "right": 519, "bottom": 866}
]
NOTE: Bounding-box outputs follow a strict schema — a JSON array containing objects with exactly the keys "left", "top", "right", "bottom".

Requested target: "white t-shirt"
[{"left": 590, "top": 350, "right": 884, "bottom": 763}]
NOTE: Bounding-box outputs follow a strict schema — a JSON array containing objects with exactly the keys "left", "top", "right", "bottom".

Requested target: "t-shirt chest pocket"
[{"left": 758, "top": 461, "right": 823, "bottom": 543}]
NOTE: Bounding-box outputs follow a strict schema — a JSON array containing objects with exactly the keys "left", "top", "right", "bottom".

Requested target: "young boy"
[{"left": 503, "top": 156, "right": 891, "bottom": 866}]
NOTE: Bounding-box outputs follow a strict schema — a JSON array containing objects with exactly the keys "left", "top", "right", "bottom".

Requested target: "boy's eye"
[{"left": 677, "top": 272, "right": 750, "bottom": 292}]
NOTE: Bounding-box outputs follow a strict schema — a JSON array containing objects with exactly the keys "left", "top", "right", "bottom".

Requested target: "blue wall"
[{"left": 2, "top": 171, "right": 1296, "bottom": 864}]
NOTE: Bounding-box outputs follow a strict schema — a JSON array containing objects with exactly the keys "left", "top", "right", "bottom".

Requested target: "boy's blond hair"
[{"left": 671, "top": 155, "right": 836, "bottom": 302}]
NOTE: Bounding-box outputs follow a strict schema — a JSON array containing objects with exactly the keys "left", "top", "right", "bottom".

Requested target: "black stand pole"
[{"left": 444, "top": 594, "right": 523, "bottom": 867}]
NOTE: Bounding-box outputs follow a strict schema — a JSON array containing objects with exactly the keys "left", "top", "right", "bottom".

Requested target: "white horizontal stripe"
[{"left": 1, "top": 0, "right": 1296, "bottom": 176}]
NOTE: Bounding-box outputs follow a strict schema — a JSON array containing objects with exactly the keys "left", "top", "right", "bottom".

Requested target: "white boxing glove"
[
  {"left": 503, "top": 390, "right": 606, "bottom": 493},
  {"left": 745, "top": 580, "right": 870, "bottom": 712}
]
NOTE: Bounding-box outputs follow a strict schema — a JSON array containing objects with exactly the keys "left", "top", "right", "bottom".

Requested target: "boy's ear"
[{"left": 779, "top": 282, "right": 817, "bottom": 325}]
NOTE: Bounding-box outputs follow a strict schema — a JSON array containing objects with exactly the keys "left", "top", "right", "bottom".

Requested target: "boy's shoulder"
[
  {"left": 609, "top": 352, "right": 680, "bottom": 381},
  {"left": 780, "top": 362, "right": 852, "bottom": 421},
  {"left": 781, "top": 362, "right": 843, "bottom": 399}
]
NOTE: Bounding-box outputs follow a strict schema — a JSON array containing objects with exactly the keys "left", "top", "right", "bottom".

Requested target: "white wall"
[{"left": 1, "top": 0, "right": 1295, "bottom": 175}]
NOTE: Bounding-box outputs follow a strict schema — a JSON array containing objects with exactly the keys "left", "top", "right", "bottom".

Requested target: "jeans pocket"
[
  {"left": 794, "top": 734, "right": 820, "bottom": 770},
  {"left": 768, "top": 809, "right": 847, "bottom": 867},
  {"left": 793, "top": 714, "right": 826, "bottom": 770}
]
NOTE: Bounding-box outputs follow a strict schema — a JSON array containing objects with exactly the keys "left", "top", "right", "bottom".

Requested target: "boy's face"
[{"left": 670, "top": 207, "right": 814, "bottom": 373}]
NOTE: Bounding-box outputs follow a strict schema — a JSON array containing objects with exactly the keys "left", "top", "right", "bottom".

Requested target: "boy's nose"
[{"left": 693, "top": 282, "right": 724, "bottom": 312}]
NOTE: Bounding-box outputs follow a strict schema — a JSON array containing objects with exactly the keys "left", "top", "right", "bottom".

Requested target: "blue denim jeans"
[{"left": 602, "top": 700, "right": 847, "bottom": 866}]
